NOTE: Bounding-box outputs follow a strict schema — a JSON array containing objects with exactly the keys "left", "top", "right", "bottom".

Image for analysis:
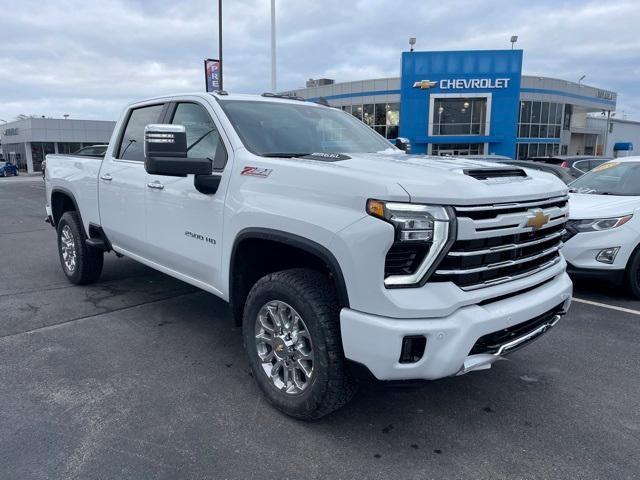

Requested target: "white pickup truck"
[{"left": 45, "top": 92, "right": 572, "bottom": 419}]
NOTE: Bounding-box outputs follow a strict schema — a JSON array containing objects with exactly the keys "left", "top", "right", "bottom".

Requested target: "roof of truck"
[{"left": 127, "top": 91, "right": 323, "bottom": 106}]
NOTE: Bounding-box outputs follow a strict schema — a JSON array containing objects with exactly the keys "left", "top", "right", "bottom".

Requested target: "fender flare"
[
  {"left": 229, "top": 227, "right": 350, "bottom": 309},
  {"left": 50, "top": 187, "right": 83, "bottom": 228}
]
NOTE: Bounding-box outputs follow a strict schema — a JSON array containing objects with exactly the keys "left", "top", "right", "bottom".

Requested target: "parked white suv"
[
  {"left": 563, "top": 158, "right": 640, "bottom": 296},
  {"left": 45, "top": 92, "right": 572, "bottom": 419}
]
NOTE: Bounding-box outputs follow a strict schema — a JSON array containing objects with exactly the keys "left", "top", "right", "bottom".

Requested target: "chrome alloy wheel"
[
  {"left": 60, "top": 225, "right": 77, "bottom": 273},
  {"left": 254, "top": 300, "right": 314, "bottom": 394}
]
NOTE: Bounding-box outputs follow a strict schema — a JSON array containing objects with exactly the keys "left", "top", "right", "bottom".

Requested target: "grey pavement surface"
[{"left": 1, "top": 176, "right": 638, "bottom": 480}]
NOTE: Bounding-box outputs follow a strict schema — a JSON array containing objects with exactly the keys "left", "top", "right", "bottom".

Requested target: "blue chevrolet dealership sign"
[{"left": 400, "top": 50, "right": 523, "bottom": 156}]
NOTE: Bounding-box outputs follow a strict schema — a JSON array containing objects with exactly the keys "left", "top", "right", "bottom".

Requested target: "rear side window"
[{"left": 117, "top": 104, "right": 164, "bottom": 161}]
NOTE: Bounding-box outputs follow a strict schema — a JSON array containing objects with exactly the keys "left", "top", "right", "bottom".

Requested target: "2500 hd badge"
[{"left": 185, "top": 230, "right": 216, "bottom": 245}]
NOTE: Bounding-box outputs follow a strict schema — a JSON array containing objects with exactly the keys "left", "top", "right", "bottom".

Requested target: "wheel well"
[
  {"left": 229, "top": 234, "right": 349, "bottom": 326},
  {"left": 51, "top": 190, "right": 78, "bottom": 226}
]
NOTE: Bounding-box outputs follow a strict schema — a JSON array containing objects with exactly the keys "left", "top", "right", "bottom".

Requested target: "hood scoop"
[{"left": 463, "top": 167, "right": 528, "bottom": 181}]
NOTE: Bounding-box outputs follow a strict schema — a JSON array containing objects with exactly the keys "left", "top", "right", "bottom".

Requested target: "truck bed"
[{"left": 45, "top": 154, "right": 103, "bottom": 232}]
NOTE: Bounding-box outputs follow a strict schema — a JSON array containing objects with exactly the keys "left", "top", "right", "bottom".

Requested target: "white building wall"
[{"left": 586, "top": 117, "right": 640, "bottom": 157}]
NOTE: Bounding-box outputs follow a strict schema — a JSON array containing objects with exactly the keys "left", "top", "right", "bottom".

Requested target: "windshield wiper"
[{"left": 261, "top": 152, "right": 311, "bottom": 158}]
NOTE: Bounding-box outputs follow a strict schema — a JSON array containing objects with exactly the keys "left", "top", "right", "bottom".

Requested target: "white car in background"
[{"left": 563, "top": 157, "right": 640, "bottom": 297}]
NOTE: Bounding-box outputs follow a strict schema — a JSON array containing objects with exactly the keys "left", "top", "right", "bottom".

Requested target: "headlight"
[
  {"left": 568, "top": 215, "right": 632, "bottom": 233},
  {"left": 367, "top": 199, "right": 454, "bottom": 287}
]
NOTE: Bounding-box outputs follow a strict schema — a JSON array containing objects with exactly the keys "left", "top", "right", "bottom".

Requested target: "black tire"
[
  {"left": 625, "top": 247, "right": 640, "bottom": 299},
  {"left": 242, "top": 268, "right": 357, "bottom": 420},
  {"left": 56, "top": 211, "right": 104, "bottom": 284}
]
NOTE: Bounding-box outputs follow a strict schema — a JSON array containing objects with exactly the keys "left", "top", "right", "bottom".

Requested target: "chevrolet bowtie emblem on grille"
[
  {"left": 526, "top": 209, "right": 550, "bottom": 230},
  {"left": 412, "top": 80, "right": 437, "bottom": 89}
]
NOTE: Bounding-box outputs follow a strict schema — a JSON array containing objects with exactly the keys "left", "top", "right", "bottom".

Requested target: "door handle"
[
  {"left": 147, "top": 181, "right": 164, "bottom": 190},
  {"left": 100, "top": 173, "right": 112, "bottom": 181}
]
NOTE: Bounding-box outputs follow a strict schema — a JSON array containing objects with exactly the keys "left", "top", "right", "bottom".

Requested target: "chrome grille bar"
[
  {"left": 447, "top": 229, "right": 566, "bottom": 257},
  {"left": 454, "top": 195, "right": 568, "bottom": 212},
  {"left": 436, "top": 243, "right": 562, "bottom": 275},
  {"left": 459, "top": 257, "right": 562, "bottom": 291}
]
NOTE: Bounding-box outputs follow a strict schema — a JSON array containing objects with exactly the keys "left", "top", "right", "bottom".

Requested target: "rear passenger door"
[
  {"left": 144, "top": 100, "right": 231, "bottom": 290},
  {"left": 99, "top": 103, "right": 165, "bottom": 255}
]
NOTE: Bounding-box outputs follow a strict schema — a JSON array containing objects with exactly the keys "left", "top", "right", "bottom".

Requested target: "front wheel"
[
  {"left": 626, "top": 247, "right": 640, "bottom": 299},
  {"left": 57, "top": 211, "right": 104, "bottom": 284},
  {"left": 242, "top": 268, "right": 357, "bottom": 420}
]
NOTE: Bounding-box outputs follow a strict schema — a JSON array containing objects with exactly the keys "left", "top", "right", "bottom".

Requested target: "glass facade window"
[
  {"left": 518, "top": 101, "right": 563, "bottom": 139},
  {"left": 339, "top": 101, "right": 400, "bottom": 139},
  {"left": 432, "top": 97, "right": 487, "bottom": 135},
  {"left": 0, "top": 143, "right": 27, "bottom": 171},
  {"left": 516, "top": 142, "right": 560, "bottom": 159},
  {"left": 432, "top": 143, "right": 485, "bottom": 156},
  {"left": 57, "top": 142, "right": 82, "bottom": 154},
  {"left": 31, "top": 142, "right": 55, "bottom": 171}
]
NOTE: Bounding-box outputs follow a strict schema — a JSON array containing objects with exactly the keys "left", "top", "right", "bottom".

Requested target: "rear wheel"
[
  {"left": 57, "top": 211, "right": 104, "bottom": 284},
  {"left": 242, "top": 268, "right": 357, "bottom": 420},
  {"left": 626, "top": 247, "right": 640, "bottom": 299}
]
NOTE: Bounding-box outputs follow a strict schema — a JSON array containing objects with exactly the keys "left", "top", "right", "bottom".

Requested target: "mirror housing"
[
  {"left": 395, "top": 137, "right": 411, "bottom": 154},
  {"left": 144, "top": 124, "right": 212, "bottom": 176}
]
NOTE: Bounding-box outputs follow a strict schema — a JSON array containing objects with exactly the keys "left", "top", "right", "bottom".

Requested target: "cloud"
[{"left": 1, "top": 0, "right": 638, "bottom": 121}]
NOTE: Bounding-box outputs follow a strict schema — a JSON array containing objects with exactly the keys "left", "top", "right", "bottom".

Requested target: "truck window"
[
  {"left": 171, "top": 102, "right": 226, "bottom": 169},
  {"left": 118, "top": 104, "right": 164, "bottom": 161}
]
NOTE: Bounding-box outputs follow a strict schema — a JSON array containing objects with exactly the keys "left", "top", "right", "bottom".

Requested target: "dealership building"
[
  {"left": 0, "top": 117, "right": 116, "bottom": 173},
  {"left": 283, "top": 49, "right": 631, "bottom": 159}
]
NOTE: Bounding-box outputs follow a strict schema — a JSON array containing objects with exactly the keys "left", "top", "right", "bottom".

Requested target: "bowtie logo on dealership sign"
[
  {"left": 525, "top": 209, "right": 550, "bottom": 231},
  {"left": 412, "top": 78, "right": 511, "bottom": 90},
  {"left": 413, "top": 80, "right": 437, "bottom": 89}
]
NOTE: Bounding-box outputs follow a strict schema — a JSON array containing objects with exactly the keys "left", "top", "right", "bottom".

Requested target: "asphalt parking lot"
[{"left": 1, "top": 176, "right": 638, "bottom": 480}]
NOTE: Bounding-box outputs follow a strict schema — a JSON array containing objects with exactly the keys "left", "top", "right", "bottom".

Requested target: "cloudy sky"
[{"left": 1, "top": 0, "right": 638, "bottom": 121}]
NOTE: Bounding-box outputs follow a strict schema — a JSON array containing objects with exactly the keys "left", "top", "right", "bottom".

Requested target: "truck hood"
[
  {"left": 568, "top": 193, "right": 640, "bottom": 219},
  {"left": 336, "top": 153, "right": 568, "bottom": 205}
]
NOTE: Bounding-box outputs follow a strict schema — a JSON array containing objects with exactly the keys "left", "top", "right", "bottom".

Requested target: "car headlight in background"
[
  {"left": 367, "top": 200, "right": 454, "bottom": 287},
  {"left": 567, "top": 215, "right": 633, "bottom": 233}
]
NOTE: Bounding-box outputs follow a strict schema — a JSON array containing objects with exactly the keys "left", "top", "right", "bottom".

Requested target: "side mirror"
[
  {"left": 395, "top": 137, "right": 412, "bottom": 154},
  {"left": 144, "top": 124, "right": 212, "bottom": 176}
]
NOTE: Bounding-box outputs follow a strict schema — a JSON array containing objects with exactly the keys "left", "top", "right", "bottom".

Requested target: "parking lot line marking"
[{"left": 573, "top": 297, "right": 640, "bottom": 316}]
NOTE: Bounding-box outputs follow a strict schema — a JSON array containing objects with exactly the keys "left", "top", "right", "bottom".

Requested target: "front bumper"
[
  {"left": 340, "top": 272, "right": 572, "bottom": 381},
  {"left": 562, "top": 227, "right": 635, "bottom": 271},
  {"left": 566, "top": 263, "right": 625, "bottom": 284}
]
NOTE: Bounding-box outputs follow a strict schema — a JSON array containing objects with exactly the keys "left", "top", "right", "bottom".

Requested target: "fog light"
[
  {"left": 399, "top": 335, "right": 427, "bottom": 363},
  {"left": 596, "top": 247, "right": 620, "bottom": 264}
]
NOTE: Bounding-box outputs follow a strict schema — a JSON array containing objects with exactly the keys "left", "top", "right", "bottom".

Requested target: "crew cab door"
[
  {"left": 144, "top": 100, "right": 231, "bottom": 290},
  {"left": 99, "top": 103, "right": 165, "bottom": 254}
]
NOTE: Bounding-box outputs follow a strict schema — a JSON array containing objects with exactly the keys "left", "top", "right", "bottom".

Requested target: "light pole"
[
  {"left": 510, "top": 35, "right": 518, "bottom": 50},
  {"left": 578, "top": 74, "right": 586, "bottom": 87},
  {"left": 270, "top": 0, "right": 276, "bottom": 92},
  {"left": 218, "top": 0, "right": 223, "bottom": 90},
  {"left": 409, "top": 37, "right": 416, "bottom": 52}
]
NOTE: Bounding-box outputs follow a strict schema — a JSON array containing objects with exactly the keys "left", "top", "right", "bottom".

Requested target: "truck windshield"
[
  {"left": 569, "top": 161, "right": 640, "bottom": 196},
  {"left": 218, "top": 100, "right": 393, "bottom": 157}
]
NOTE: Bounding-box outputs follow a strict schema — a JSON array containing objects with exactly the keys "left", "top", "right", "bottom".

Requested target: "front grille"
[
  {"left": 384, "top": 242, "right": 430, "bottom": 277},
  {"left": 469, "top": 303, "right": 565, "bottom": 355},
  {"left": 432, "top": 195, "right": 568, "bottom": 290}
]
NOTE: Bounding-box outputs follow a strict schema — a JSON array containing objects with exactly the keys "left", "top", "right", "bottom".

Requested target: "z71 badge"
[{"left": 241, "top": 166, "right": 272, "bottom": 178}]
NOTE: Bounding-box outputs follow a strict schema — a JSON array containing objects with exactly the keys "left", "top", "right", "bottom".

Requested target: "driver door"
[{"left": 144, "top": 100, "right": 231, "bottom": 290}]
